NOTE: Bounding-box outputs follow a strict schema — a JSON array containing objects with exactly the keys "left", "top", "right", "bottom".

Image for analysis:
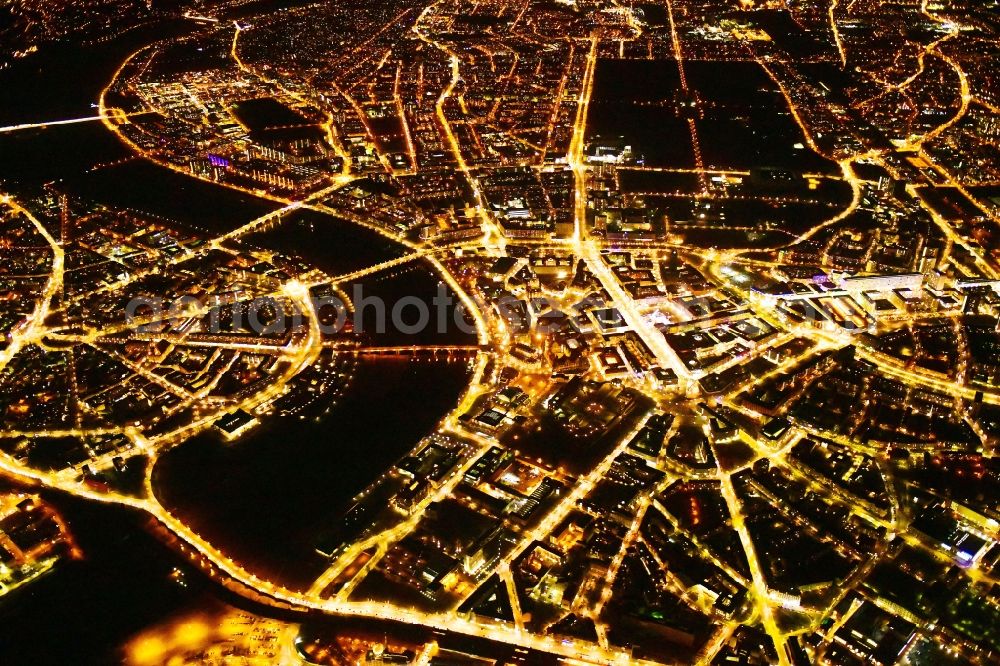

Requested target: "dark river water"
[
  {"left": 0, "top": 7, "right": 475, "bottom": 663},
  {"left": 152, "top": 359, "right": 472, "bottom": 590}
]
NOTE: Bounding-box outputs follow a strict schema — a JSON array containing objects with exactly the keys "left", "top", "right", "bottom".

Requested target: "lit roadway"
[
  {"left": 689, "top": 19, "right": 1000, "bottom": 651},
  {"left": 8, "top": 2, "right": 998, "bottom": 663},
  {"left": 829, "top": 0, "right": 847, "bottom": 68},
  {"left": 709, "top": 256, "right": 1000, "bottom": 408},
  {"left": 702, "top": 252, "right": 1000, "bottom": 660},
  {"left": 413, "top": 1, "right": 503, "bottom": 249},
  {"left": 0, "top": 446, "right": 644, "bottom": 666},
  {"left": 0, "top": 112, "right": 151, "bottom": 134},
  {"left": 664, "top": 0, "right": 708, "bottom": 192},
  {"left": 82, "top": 25, "right": 530, "bottom": 651},
  {"left": 7, "top": 274, "right": 330, "bottom": 481},
  {"left": 0, "top": 195, "right": 65, "bottom": 373},
  {"left": 811, "top": 1, "right": 998, "bottom": 281},
  {"left": 718, "top": 474, "right": 789, "bottom": 666},
  {"left": 230, "top": 22, "right": 353, "bottom": 177},
  {"left": 0, "top": 197, "right": 504, "bottom": 658},
  {"left": 568, "top": 36, "right": 599, "bottom": 244},
  {"left": 754, "top": 59, "right": 869, "bottom": 252},
  {"left": 566, "top": 39, "right": 693, "bottom": 385}
]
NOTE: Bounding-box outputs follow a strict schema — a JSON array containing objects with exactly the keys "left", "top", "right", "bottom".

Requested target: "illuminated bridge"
[
  {"left": 324, "top": 343, "right": 485, "bottom": 360},
  {"left": 0, "top": 110, "right": 153, "bottom": 135}
]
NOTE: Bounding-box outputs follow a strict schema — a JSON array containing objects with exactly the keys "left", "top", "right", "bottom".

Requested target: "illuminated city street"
[{"left": 1, "top": 0, "right": 1000, "bottom": 664}]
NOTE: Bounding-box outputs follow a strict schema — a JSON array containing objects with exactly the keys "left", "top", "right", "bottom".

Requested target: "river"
[{"left": 0, "top": 7, "right": 474, "bottom": 663}]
